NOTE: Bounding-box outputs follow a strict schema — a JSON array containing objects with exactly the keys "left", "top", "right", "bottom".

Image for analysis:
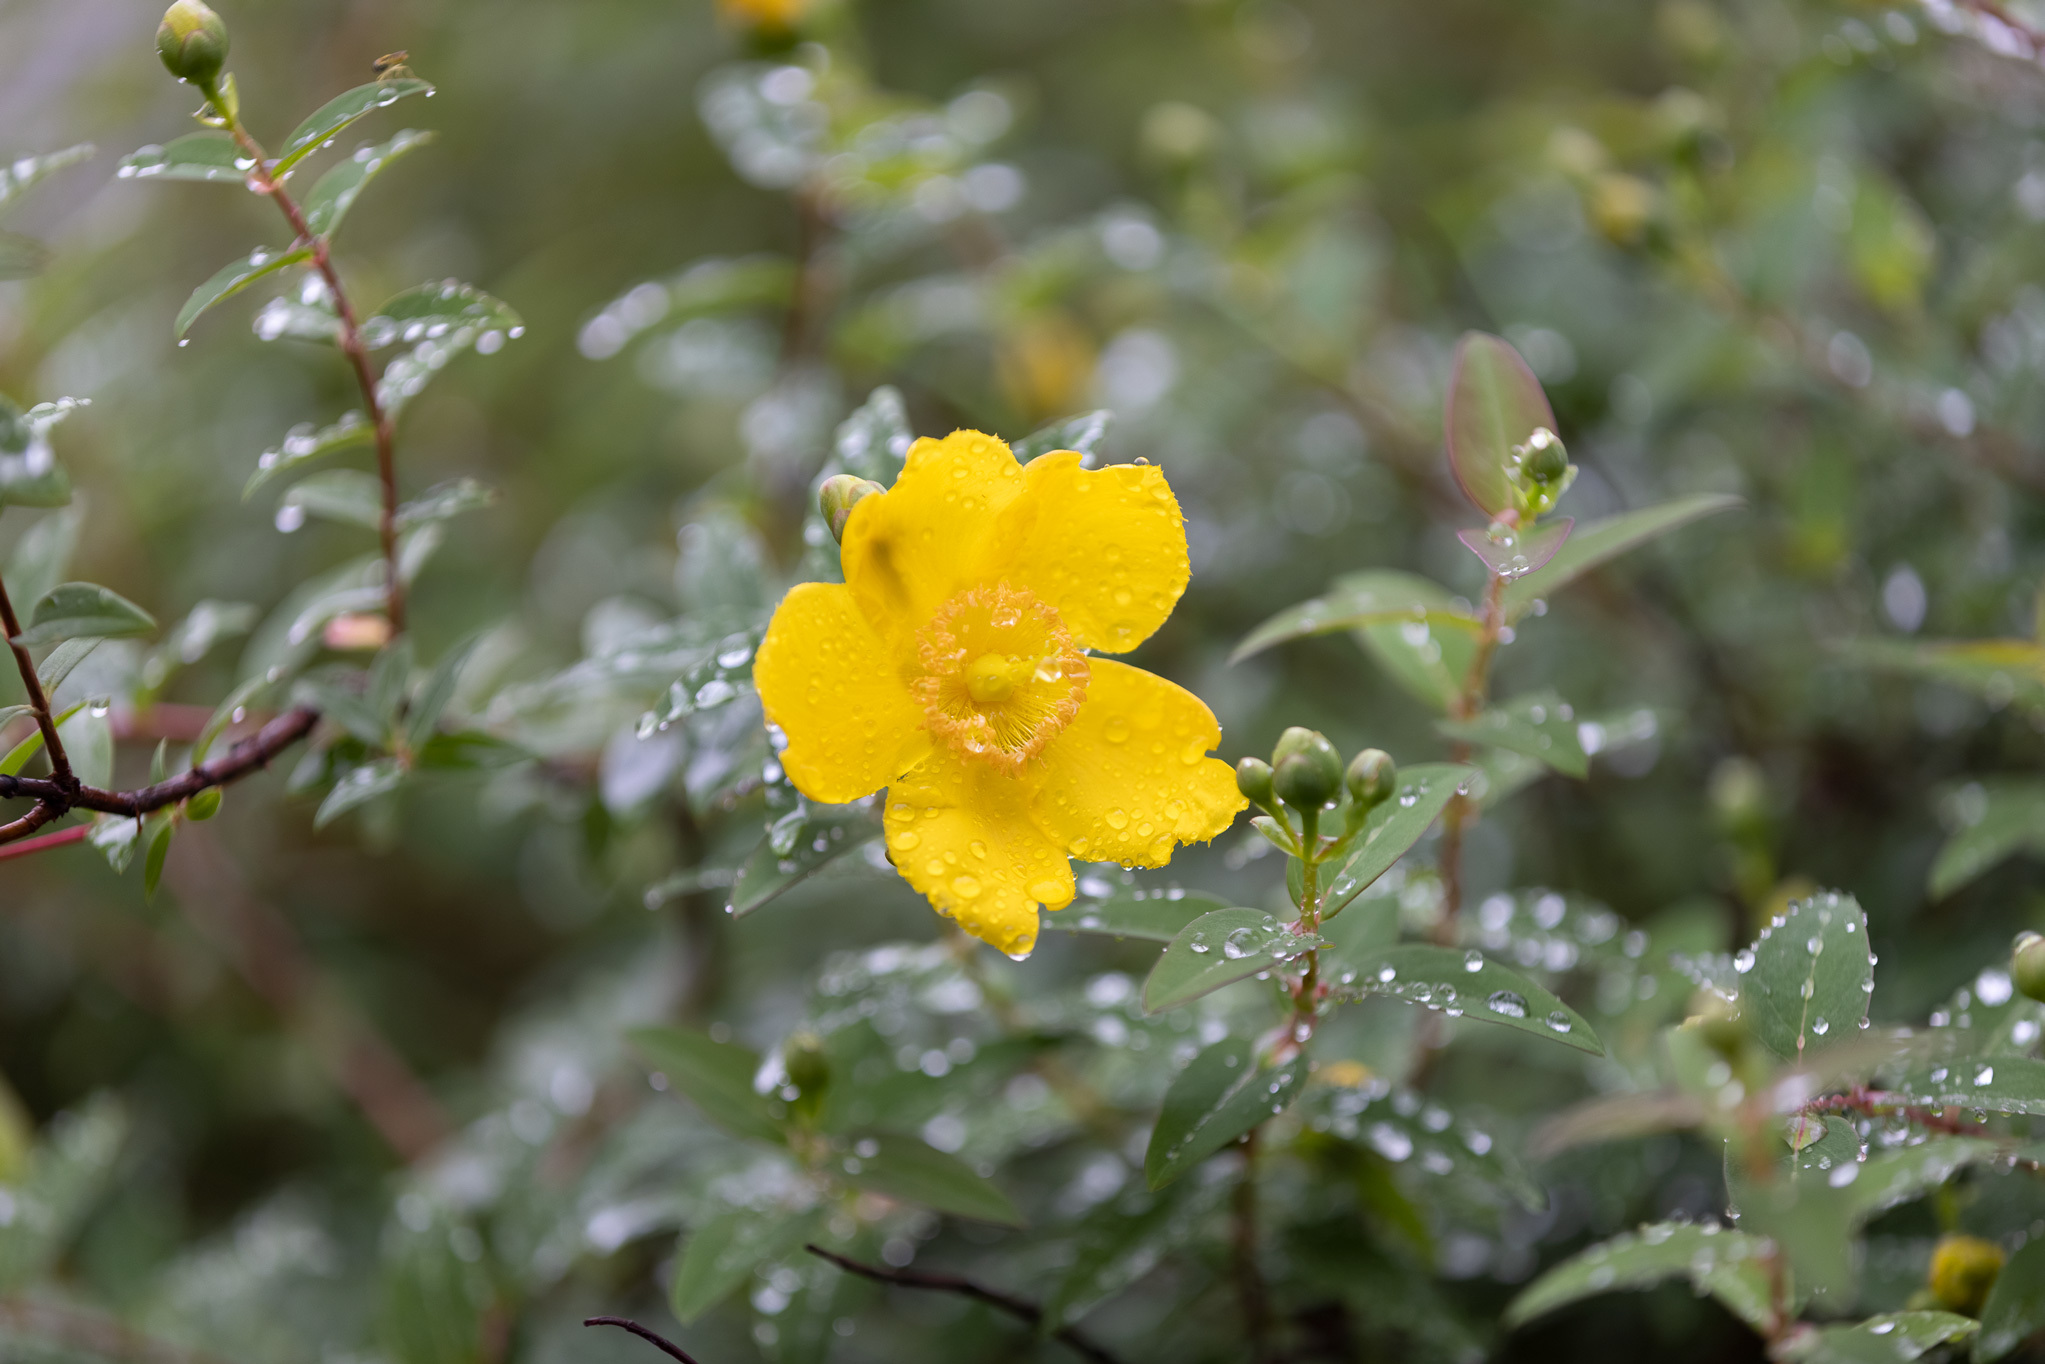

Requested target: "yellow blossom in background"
[
  {"left": 717, "top": 0, "right": 809, "bottom": 30},
  {"left": 754, "top": 430, "right": 1245, "bottom": 956}
]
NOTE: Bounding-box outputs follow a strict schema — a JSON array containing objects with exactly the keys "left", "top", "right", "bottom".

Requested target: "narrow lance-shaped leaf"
[
  {"left": 360, "top": 281, "right": 522, "bottom": 350},
  {"left": 670, "top": 1207, "right": 823, "bottom": 1324},
  {"left": 281, "top": 470, "right": 384, "bottom": 531},
  {"left": 1145, "top": 1037, "right": 1309, "bottom": 1189},
  {"left": 1500, "top": 494, "right": 1742, "bottom": 622},
  {"left": 1040, "top": 890, "right": 1228, "bottom": 943},
  {"left": 301, "top": 129, "right": 434, "bottom": 239},
  {"left": 627, "top": 1025, "right": 786, "bottom": 1144},
  {"left": 1790, "top": 1314, "right": 1976, "bottom": 1361},
  {"left": 1446, "top": 331, "right": 1555, "bottom": 519},
  {"left": 1143, "top": 908, "right": 1325, "bottom": 1014},
  {"left": 314, "top": 757, "right": 405, "bottom": 828},
  {"left": 1319, "top": 764, "right": 1472, "bottom": 916},
  {"left": 177, "top": 245, "right": 314, "bottom": 339},
  {"left": 1333, "top": 944, "right": 1604, "bottom": 1055},
  {"left": 1887, "top": 1055, "right": 2045, "bottom": 1115},
  {"left": 0, "top": 144, "right": 95, "bottom": 208},
  {"left": 1503, "top": 1222, "right": 1776, "bottom": 1333},
  {"left": 1741, "top": 890, "right": 1872, "bottom": 1063},
  {"left": 1232, "top": 570, "right": 1481, "bottom": 664},
  {"left": 405, "top": 634, "right": 482, "bottom": 753},
  {"left": 246, "top": 413, "right": 374, "bottom": 497},
  {"left": 1438, "top": 690, "right": 1588, "bottom": 779},
  {"left": 1926, "top": 779, "right": 2045, "bottom": 900},
  {"left": 116, "top": 133, "right": 248, "bottom": 184},
  {"left": 275, "top": 78, "right": 435, "bottom": 173},
  {"left": 834, "top": 1132, "right": 1024, "bottom": 1226},
  {"left": 12, "top": 582, "right": 156, "bottom": 647},
  {"left": 1014, "top": 409, "right": 1113, "bottom": 461},
  {"left": 729, "top": 804, "right": 883, "bottom": 918}
]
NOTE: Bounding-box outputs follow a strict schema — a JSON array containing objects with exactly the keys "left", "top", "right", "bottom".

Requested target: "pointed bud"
[
  {"left": 783, "top": 1031, "right": 830, "bottom": 1096},
  {"left": 2015, "top": 931, "right": 2045, "bottom": 1004},
  {"left": 185, "top": 786, "right": 223, "bottom": 821},
  {"left": 1345, "top": 749, "right": 1396, "bottom": 810},
  {"left": 1236, "top": 757, "right": 1275, "bottom": 809},
  {"left": 819, "top": 474, "right": 883, "bottom": 543},
  {"left": 1270, "top": 727, "right": 1342, "bottom": 810},
  {"left": 157, "top": 0, "right": 229, "bottom": 87}
]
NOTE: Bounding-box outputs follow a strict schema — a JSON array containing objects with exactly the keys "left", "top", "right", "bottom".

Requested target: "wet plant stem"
[
  {"left": 1436, "top": 571, "right": 1507, "bottom": 943},
  {"left": 214, "top": 88, "right": 405, "bottom": 633}
]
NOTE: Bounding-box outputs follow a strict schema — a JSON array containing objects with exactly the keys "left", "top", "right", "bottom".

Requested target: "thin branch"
[
  {"left": 0, "top": 570, "right": 74, "bottom": 790},
  {"left": 1231, "top": 1131, "right": 1275, "bottom": 1364},
  {"left": 803, "top": 1244, "right": 1125, "bottom": 1364},
  {"left": 582, "top": 1317, "right": 707, "bottom": 1364},
  {"left": 0, "top": 821, "right": 87, "bottom": 861},
  {"left": 1804, "top": 1087, "right": 1978, "bottom": 1137},
  {"left": 0, "top": 800, "right": 65, "bottom": 849}
]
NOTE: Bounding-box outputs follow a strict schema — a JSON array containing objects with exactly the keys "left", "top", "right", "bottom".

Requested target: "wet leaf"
[
  {"left": 88, "top": 812, "right": 142, "bottom": 874},
  {"left": 1331, "top": 945, "right": 1604, "bottom": 1055},
  {"left": 641, "top": 624, "right": 764, "bottom": 733},
  {"left": 0, "top": 396, "right": 72, "bottom": 509},
  {"left": 1231, "top": 569, "right": 1480, "bottom": 665},
  {"left": 1145, "top": 1036, "right": 1309, "bottom": 1189},
  {"left": 245, "top": 413, "right": 375, "bottom": 498},
  {"left": 314, "top": 757, "right": 406, "bottom": 827},
  {"left": 177, "top": 246, "right": 314, "bottom": 339},
  {"left": 281, "top": 469, "right": 383, "bottom": 531},
  {"left": 361, "top": 281, "right": 522, "bottom": 351},
  {"left": 834, "top": 1132, "right": 1023, "bottom": 1226},
  {"left": 1438, "top": 689, "right": 1588, "bottom": 779},
  {"left": 301, "top": 129, "right": 434, "bottom": 239},
  {"left": 1040, "top": 890, "right": 1228, "bottom": 943},
  {"left": 142, "top": 813, "right": 175, "bottom": 901},
  {"left": 1797, "top": 1313, "right": 1976, "bottom": 1363},
  {"left": 1979, "top": 1236, "right": 2045, "bottom": 1361},
  {"left": 1142, "top": 908, "right": 1325, "bottom": 1013},
  {"left": 830, "top": 385, "right": 915, "bottom": 485},
  {"left": 1501, "top": 494, "right": 1742, "bottom": 623},
  {"left": 0, "top": 144, "right": 94, "bottom": 208},
  {"left": 35, "top": 638, "right": 100, "bottom": 696},
  {"left": 1042, "top": 1177, "right": 1221, "bottom": 1328},
  {"left": 1446, "top": 331, "right": 1555, "bottom": 519},
  {"left": 729, "top": 805, "right": 883, "bottom": 918},
  {"left": 1503, "top": 1222, "right": 1773, "bottom": 1332},
  {"left": 116, "top": 132, "right": 246, "bottom": 184},
  {"left": 627, "top": 1025, "right": 786, "bottom": 1144},
  {"left": 1832, "top": 1138, "right": 2004, "bottom": 1222},
  {"left": 670, "top": 1207, "right": 822, "bottom": 1323},
  {"left": 1743, "top": 890, "right": 1872, "bottom": 1063},
  {"left": 405, "top": 635, "right": 482, "bottom": 753},
  {"left": 1319, "top": 763, "right": 1472, "bottom": 915},
  {"left": 395, "top": 479, "right": 496, "bottom": 531},
  {"left": 6, "top": 504, "right": 83, "bottom": 618},
  {"left": 1014, "top": 409, "right": 1113, "bottom": 461},
  {"left": 276, "top": 79, "right": 435, "bottom": 173},
  {"left": 1456, "top": 516, "right": 1572, "bottom": 580},
  {"left": 13, "top": 582, "right": 156, "bottom": 648},
  {"left": 1888, "top": 1055, "right": 2045, "bottom": 1115},
  {"left": 1300, "top": 1082, "right": 1544, "bottom": 1209}
]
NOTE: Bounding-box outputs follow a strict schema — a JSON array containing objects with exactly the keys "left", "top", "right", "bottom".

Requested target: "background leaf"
[{"left": 1144, "top": 1037, "right": 1308, "bottom": 1189}]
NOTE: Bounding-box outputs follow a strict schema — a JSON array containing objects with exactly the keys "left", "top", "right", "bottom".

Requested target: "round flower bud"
[
  {"left": 1521, "top": 428, "right": 1569, "bottom": 484},
  {"left": 157, "top": 0, "right": 229, "bottom": 86},
  {"left": 1928, "top": 1234, "right": 2005, "bottom": 1316},
  {"left": 819, "top": 474, "right": 883, "bottom": 543},
  {"left": 1235, "top": 757, "right": 1275, "bottom": 808},
  {"left": 185, "top": 787, "right": 223, "bottom": 821},
  {"left": 2014, "top": 931, "right": 2045, "bottom": 1004},
  {"left": 1681, "top": 989, "right": 1746, "bottom": 1058},
  {"left": 1345, "top": 749, "right": 1396, "bottom": 810},
  {"left": 1270, "top": 728, "right": 1342, "bottom": 810},
  {"left": 782, "top": 1031, "right": 830, "bottom": 1097}
]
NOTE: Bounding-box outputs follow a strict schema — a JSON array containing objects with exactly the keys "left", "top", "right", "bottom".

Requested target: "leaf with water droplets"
[
  {"left": 1918, "top": 958, "right": 2045, "bottom": 1058},
  {"left": 640, "top": 623, "right": 764, "bottom": 733},
  {"left": 1142, "top": 908, "right": 1326, "bottom": 1014},
  {"left": 1790, "top": 1312, "right": 1976, "bottom": 1362},
  {"left": 1924, "top": 777, "right": 2045, "bottom": 901},
  {"left": 1979, "top": 1236, "right": 2045, "bottom": 1361},
  {"left": 729, "top": 804, "right": 883, "bottom": 919},
  {"left": 1042, "top": 1176, "right": 1223, "bottom": 1328},
  {"left": 669, "top": 1206, "right": 822, "bottom": 1324},
  {"left": 1014, "top": 409, "right": 1113, "bottom": 462},
  {"left": 360, "top": 281, "right": 523, "bottom": 351},
  {"left": 300, "top": 128, "right": 434, "bottom": 240},
  {"left": 1446, "top": 331, "right": 1556, "bottom": 519},
  {"left": 628, "top": 1024, "right": 788, "bottom": 1145},
  {"left": 1, "top": 143, "right": 94, "bottom": 209},
  {"left": 1500, "top": 494, "right": 1742, "bottom": 623},
  {"left": 1744, "top": 890, "right": 1872, "bottom": 1063},
  {"left": 1829, "top": 1138, "right": 2004, "bottom": 1222},
  {"left": 395, "top": 478, "right": 497, "bottom": 532},
  {"left": 1319, "top": 763, "right": 1474, "bottom": 916},
  {"left": 1437, "top": 689, "right": 1588, "bottom": 779},
  {"left": 1300, "top": 1082, "right": 1544, "bottom": 1210},
  {"left": 828, "top": 385, "right": 915, "bottom": 487},
  {"left": 275, "top": 78, "right": 435, "bottom": 174},
  {"left": 313, "top": 756, "right": 405, "bottom": 828},
  {"left": 1888, "top": 1054, "right": 2045, "bottom": 1115},
  {"left": 1144, "top": 1036, "right": 1309, "bottom": 1189},
  {"left": 1332, "top": 945, "right": 1604, "bottom": 1055},
  {"left": 176, "top": 245, "right": 314, "bottom": 339},
  {"left": 1040, "top": 890, "right": 1228, "bottom": 943},
  {"left": 1503, "top": 1222, "right": 1775, "bottom": 1332},
  {"left": 835, "top": 1131, "right": 1023, "bottom": 1226},
  {"left": 279, "top": 469, "right": 383, "bottom": 532},
  {"left": 117, "top": 133, "right": 245, "bottom": 184},
  {"left": 245, "top": 413, "right": 374, "bottom": 498},
  {"left": 1230, "top": 569, "right": 1480, "bottom": 666},
  {"left": 1456, "top": 516, "right": 1573, "bottom": 581},
  {"left": 12, "top": 582, "right": 157, "bottom": 647}
]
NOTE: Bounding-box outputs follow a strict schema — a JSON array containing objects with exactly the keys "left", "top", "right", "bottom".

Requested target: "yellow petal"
[
  {"left": 1031, "top": 658, "right": 1246, "bottom": 867},
  {"left": 884, "top": 748, "right": 1074, "bottom": 957},
  {"left": 990, "top": 452, "right": 1189, "bottom": 654},
  {"left": 841, "top": 430, "right": 1027, "bottom": 652},
  {"left": 756, "top": 582, "right": 930, "bottom": 803}
]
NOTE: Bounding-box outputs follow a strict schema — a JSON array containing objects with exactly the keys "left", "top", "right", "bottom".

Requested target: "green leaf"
[
  {"left": 669, "top": 1207, "right": 822, "bottom": 1324},
  {"left": 1841, "top": 637, "right": 2045, "bottom": 714},
  {"left": 1013, "top": 409, "right": 1112, "bottom": 461},
  {"left": 1438, "top": 689, "right": 1588, "bottom": 778},
  {"left": 1835, "top": 1138, "right": 2004, "bottom": 1222},
  {"left": 405, "top": 635, "right": 482, "bottom": 753},
  {"left": 1334, "top": 945, "right": 1604, "bottom": 1054},
  {"left": 301, "top": 129, "right": 434, "bottom": 239},
  {"left": 0, "top": 231, "right": 49, "bottom": 281},
  {"left": 253, "top": 279, "right": 342, "bottom": 345},
  {"left": 35, "top": 638, "right": 100, "bottom": 696},
  {"left": 1300, "top": 1081, "right": 1545, "bottom": 1210},
  {"left": 1506, "top": 1222, "right": 1774, "bottom": 1332},
  {"left": 1456, "top": 515, "right": 1573, "bottom": 580},
  {"left": 193, "top": 673, "right": 273, "bottom": 763},
  {"left": 0, "top": 144, "right": 94, "bottom": 210},
  {"left": 1446, "top": 331, "right": 1556, "bottom": 519},
  {"left": 115, "top": 132, "right": 246, "bottom": 184},
  {"left": 246, "top": 413, "right": 375, "bottom": 497},
  {"left": 1979, "top": 1235, "right": 2045, "bottom": 1361},
  {"left": 0, "top": 395, "right": 72, "bottom": 509},
  {"left": 143, "top": 600, "right": 258, "bottom": 694},
  {"left": 281, "top": 469, "right": 384, "bottom": 531},
  {"left": 142, "top": 814, "right": 175, "bottom": 901},
  {"left": 6, "top": 504, "right": 84, "bottom": 615},
  {"left": 1319, "top": 763, "right": 1472, "bottom": 916},
  {"left": 377, "top": 310, "right": 516, "bottom": 421},
  {"left": 1231, "top": 569, "right": 1480, "bottom": 665},
  {"left": 1927, "top": 778, "right": 2045, "bottom": 899},
  {"left": 177, "top": 246, "right": 314, "bottom": 339},
  {"left": 13, "top": 582, "right": 156, "bottom": 648},
  {"left": 1500, "top": 494, "right": 1742, "bottom": 623},
  {"left": 1039, "top": 890, "right": 1229, "bottom": 943},
  {"left": 54, "top": 702, "right": 110, "bottom": 789},
  {"left": 314, "top": 757, "right": 405, "bottom": 828},
  {"left": 1145, "top": 1036, "right": 1309, "bottom": 1189},
  {"left": 1142, "top": 908, "right": 1325, "bottom": 1014},
  {"left": 0, "top": 699, "right": 84, "bottom": 778},
  {"left": 1782, "top": 1313, "right": 1976, "bottom": 1364},
  {"left": 0, "top": 704, "right": 28, "bottom": 730},
  {"left": 361, "top": 282, "right": 522, "bottom": 350},
  {"left": 627, "top": 1025, "right": 786, "bottom": 1144},
  {"left": 1042, "top": 1178, "right": 1221, "bottom": 1328},
  {"left": 89, "top": 813, "right": 142, "bottom": 874},
  {"left": 276, "top": 78, "right": 436, "bottom": 173},
  {"left": 834, "top": 1132, "right": 1023, "bottom": 1226},
  {"left": 1742, "top": 890, "right": 1872, "bottom": 1063},
  {"left": 0, "top": 1096, "right": 128, "bottom": 1293},
  {"left": 730, "top": 805, "right": 883, "bottom": 918},
  {"left": 1889, "top": 1055, "right": 2045, "bottom": 1114},
  {"left": 395, "top": 479, "right": 496, "bottom": 531},
  {"left": 830, "top": 385, "right": 915, "bottom": 485},
  {"left": 292, "top": 669, "right": 387, "bottom": 745}
]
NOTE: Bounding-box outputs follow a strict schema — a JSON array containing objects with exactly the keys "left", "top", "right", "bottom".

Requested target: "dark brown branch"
[
  {"left": 0, "top": 571, "right": 74, "bottom": 791},
  {"left": 803, "top": 1244, "right": 1125, "bottom": 1364},
  {"left": 582, "top": 1317, "right": 707, "bottom": 1364},
  {"left": 0, "top": 799, "right": 66, "bottom": 849}
]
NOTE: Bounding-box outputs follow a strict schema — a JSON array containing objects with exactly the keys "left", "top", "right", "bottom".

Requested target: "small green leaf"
[
  {"left": 1889, "top": 1055, "right": 2045, "bottom": 1114},
  {"left": 1456, "top": 516, "right": 1573, "bottom": 580},
  {"left": 280, "top": 469, "right": 384, "bottom": 531},
  {"left": 1742, "top": 890, "right": 1872, "bottom": 1063},
  {"left": 628, "top": 1025, "right": 786, "bottom": 1144},
  {"left": 13, "top": 582, "right": 156, "bottom": 648},
  {"left": 1040, "top": 890, "right": 1229, "bottom": 943},
  {"left": 36, "top": 637, "right": 101, "bottom": 695},
  {"left": 177, "top": 246, "right": 313, "bottom": 339},
  {"left": 252, "top": 281, "right": 341, "bottom": 345},
  {"left": 1145, "top": 1036, "right": 1308, "bottom": 1189},
  {"left": 89, "top": 813, "right": 142, "bottom": 874},
  {"left": 276, "top": 79, "right": 435, "bottom": 173},
  {"left": 405, "top": 635, "right": 482, "bottom": 753},
  {"left": 669, "top": 1207, "right": 821, "bottom": 1324},
  {"left": 0, "top": 395, "right": 72, "bottom": 509},
  {"left": 361, "top": 282, "right": 522, "bottom": 350},
  {"left": 1927, "top": 778, "right": 2045, "bottom": 899},
  {"left": 1014, "top": 409, "right": 1113, "bottom": 461},
  {"left": 1501, "top": 494, "right": 1742, "bottom": 623},
  {"left": 1319, "top": 763, "right": 1472, "bottom": 916},
  {"left": 1503, "top": 1222, "right": 1774, "bottom": 1332},
  {"left": 835, "top": 1132, "right": 1023, "bottom": 1226},
  {"left": 1979, "top": 1236, "right": 2045, "bottom": 1361},
  {"left": 1837, "top": 1138, "right": 2005, "bottom": 1222},
  {"left": 301, "top": 129, "right": 434, "bottom": 239},
  {"left": 0, "top": 699, "right": 85, "bottom": 777},
  {"left": 1438, "top": 689, "right": 1588, "bottom": 779},
  {"left": 1447, "top": 332, "right": 1556, "bottom": 519},
  {"left": 0, "top": 144, "right": 94, "bottom": 210},
  {"left": 1231, "top": 570, "right": 1481, "bottom": 665},
  {"left": 730, "top": 806, "right": 883, "bottom": 918},
  {"left": 314, "top": 757, "right": 405, "bottom": 828},
  {"left": 1142, "top": 908, "right": 1325, "bottom": 1014},
  {"left": 245, "top": 413, "right": 375, "bottom": 497},
  {"left": 1788, "top": 1313, "right": 1976, "bottom": 1363},
  {"left": 142, "top": 814, "right": 175, "bottom": 901},
  {"left": 1042, "top": 1178, "right": 1221, "bottom": 1329},
  {"left": 116, "top": 132, "right": 246, "bottom": 184},
  {"left": 1334, "top": 945, "right": 1604, "bottom": 1055},
  {"left": 6, "top": 504, "right": 84, "bottom": 615},
  {"left": 395, "top": 479, "right": 496, "bottom": 532}
]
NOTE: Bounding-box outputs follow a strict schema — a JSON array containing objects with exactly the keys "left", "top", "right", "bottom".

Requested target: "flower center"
[{"left": 913, "top": 583, "right": 1088, "bottom": 770}]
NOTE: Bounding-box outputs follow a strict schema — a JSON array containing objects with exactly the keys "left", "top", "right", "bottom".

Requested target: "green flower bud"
[
  {"left": 819, "top": 474, "right": 883, "bottom": 543},
  {"left": 1681, "top": 988, "right": 1746, "bottom": 1059},
  {"left": 157, "top": 0, "right": 229, "bottom": 87},
  {"left": 1929, "top": 1234, "right": 2005, "bottom": 1316},
  {"left": 1344, "top": 749, "right": 1396, "bottom": 810},
  {"left": 1270, "top": 728, "right": 1342, "bottom": 810},
  {"left": 1235, "top": 757, "right": 1275, "bottom": 808},
  {"left": 783, "top": 1031, "right": 830, "bottom": 1096},
  {"left": 185, "top": 786, "right": 223, "bottom": 821},
  {"left": 2014, "top": 931, "right": 2045, "bottom": 1004},
  {"left": 1521, "top": 427, "right": 1568, "bottom": 484}
]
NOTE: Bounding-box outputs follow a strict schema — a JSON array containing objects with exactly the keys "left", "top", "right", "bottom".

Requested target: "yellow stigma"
[
  {"left": 914, "top": 582, "right": 1089, "bottom": 771},
  {"left": 966, "top": 654, "right": 1019, "bottom": 704}
]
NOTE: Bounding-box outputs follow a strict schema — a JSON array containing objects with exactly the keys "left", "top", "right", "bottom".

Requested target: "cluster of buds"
[
  {"left": 1236, "top": 727, "right": 1396, "bottom": 844},
  {"left": 1505, "top": 426, "right": 1575, "bottom": 522}
]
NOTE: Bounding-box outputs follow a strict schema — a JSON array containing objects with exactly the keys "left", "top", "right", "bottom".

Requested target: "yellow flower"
[{"left": 755, "top": 430, "right": 1246, "bottom": 956}]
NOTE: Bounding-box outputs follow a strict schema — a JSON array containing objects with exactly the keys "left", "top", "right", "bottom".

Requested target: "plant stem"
[
  {"left": 0, "top": 569, "right": 74, "bottom": 790},
  {"left": 582, "top": 1318, "right": 707, "bottom": 1364},
  {"left": 0, "top": 823, "right": 88, "bottom": 861},
  {"left": 217, "top": 100, "right": 405, "bottom": 633},
  {"left": 1231, "top": 1129, "right": 1274, "bottom": 1364},
  {"left": 1435, "top": 571, "right": 1507, "bottom": 941}
]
